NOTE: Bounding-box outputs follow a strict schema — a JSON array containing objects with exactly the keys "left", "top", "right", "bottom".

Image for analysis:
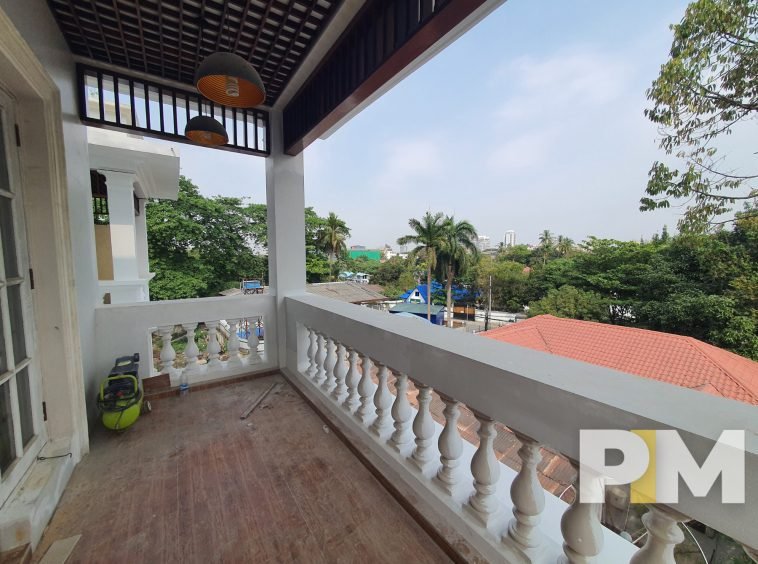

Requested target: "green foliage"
[
  {"left": 437, "top": 217, "right": 478, "bottom": 325},
  {"left": 642, "top": 0, "right": 758, "bottom": 231},
  {"left": 147, "top": 177, "right": 343, "bottom": 298},
  {"left": 528, "top": 285, "right": 610, "bottom": 322},
  {"left": 147, "top": 176, "right": 267, "bottom": 300},
  {"left": 319, "top": 211, "right": 351, "bottom": 280},
  {"left": 475, "top": 257, "right": 530, "bottom": 313}
]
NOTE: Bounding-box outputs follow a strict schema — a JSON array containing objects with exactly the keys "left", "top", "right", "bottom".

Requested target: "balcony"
[{"left": 81, "top": 292, "right": 758, "bottom": 563}]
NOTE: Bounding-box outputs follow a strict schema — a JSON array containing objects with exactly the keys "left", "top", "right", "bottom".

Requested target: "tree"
[
  {"left": 538, "top": 229, "right": 555, "bottom": 265},
  {"left": 318, "top": 212, "right": 350, "bottom": 280},
  {"left": 147, "top": 176, "right": 266, "bottom": 300},
  {"left": 397, "top": 212, "right": 447, "bottom": 321},
  {"left": 528, "top": 285, "right": 610, "bottom": 322},
  {"left": 437, "top": 217, "right": 478, "bottom": 326},
  {"left": 556, "top": 235, "right": 575, "bottom": 257},
  {"left": 641, "top": 0, "right": 758, "bottom": 231}
]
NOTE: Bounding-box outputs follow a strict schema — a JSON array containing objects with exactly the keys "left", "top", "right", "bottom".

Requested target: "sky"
[{"left": 163, "top": 0, "right": 709, "bottom": 248}]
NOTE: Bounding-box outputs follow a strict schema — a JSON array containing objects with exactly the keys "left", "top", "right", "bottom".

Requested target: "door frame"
[
  {"left": 0, "top": 88, "right": 47, "bottom": 504},
  {"left": 0, "top": 8, "right": 89, "bottom": 467}
]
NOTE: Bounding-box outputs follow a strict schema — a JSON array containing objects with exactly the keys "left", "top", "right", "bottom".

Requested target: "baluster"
[
  {"left": 321, "top": 336, "right": 337, "bottom": 392},
  {"left": 182, "top": 322, "right": 200, "bottom": 375},
  {"left": 205, "top": 321, "right": 222, "bottom": 368},
  {"left": 159, "top": 326, "right": 176, "bottom": 375},
  {"left": 226, "top": 319, "right": 242, "bottom": 366},
  {"left": 342, "top": 348, "right": 361, "bottom": 412},
  {"left": 306, "top": 327, "right": 318, "bottom": 379},
  {"left": 330, "top": 342, "right": 348, "bottom": 402},
  {"left": 743, "top": 545, "right": 758, "bottom": 564},
  {"left": 559, "top": 461, "right": 604, "bottom": 563},
  {"left": 411, "top": 383, "right": 435, "bottom": 470},
  {"left": 629, "top": 506, "right": 688, "bottom": 564},
  {"left": 249, "top": 317, "right": 261, "bottom": 362},
  {"left": 506, "top": 433, "right": 545, "bottom": 550},
  {"left": 436, "top": 395, "right": 462, "bottom": 494},
  {"left": 370, "top": 363, "right": 393, "bottom": 437},
  {"left": 389, "top": 372, "right": 413, "bottom": 452},
  {"left": 468, "top": 414, "right": 500, "bottom": 525},
  {"left": 356, "top": 354, "right": 376, "bottom": 424},
  {"left": 315, "top": 332, "right": 327, "bottom": 384}
]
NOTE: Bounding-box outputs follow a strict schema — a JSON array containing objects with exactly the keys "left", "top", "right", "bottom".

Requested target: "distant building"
[
  {"left": 347, "top": 248, "right": 382, "bottom": 261},
  {"left": 389, "top": 303, "right": 446, "bottom": 325},
  {"left": 504, "top": 230, "right": 516, "bottom": 247},
  {"left": 476, "top": 235, "right": 491, "bottom": 252}
]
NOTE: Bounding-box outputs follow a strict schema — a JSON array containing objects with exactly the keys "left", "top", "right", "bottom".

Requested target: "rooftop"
[
  {"left": 307, "top": 281, "right": 388, "bottom": 304},
  {"left": 482, "top": 315, "right": 758, "bottom": 405}
]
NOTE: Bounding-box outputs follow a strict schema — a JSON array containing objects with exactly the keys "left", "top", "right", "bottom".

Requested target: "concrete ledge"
[{"left": 0, "top": 440, "right": 75, "bottom": 552}]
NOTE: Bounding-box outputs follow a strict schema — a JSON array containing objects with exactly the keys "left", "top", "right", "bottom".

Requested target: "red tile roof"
[{"left": 481, "top": 315, "right": 758, "bottom": 405}]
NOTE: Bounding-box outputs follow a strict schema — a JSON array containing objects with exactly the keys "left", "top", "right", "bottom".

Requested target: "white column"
[
  {"left": 266, "top": 110, "right": 306, "bottom": 370},
  {"left": 205, "top": 321, "right": 222, "bottom": 368},
  {"left": 321, "top": 336, "right": 337, "bottom": 392},
  {"left": 436, "top": 395, "right": 462, "bottom": 494},
  {"left": 468, "top": 414, "right": 500, "bottom": 526},
  {"left": 315, "top": 332, "right": 327, "bottom": 384},
  {"left": 560, "top": 461, "right": 604, "bottom": 564},
  {"left": 159, "top": 326, "right": 176, "bottom": 375},
  {"left": 370, "top": 363, "right": 393, "bottom": 437},
  {"left": 630, "top": 506, "right": 688, "bottom": 564},
  {"left": 182, "top": 323, "right": 200, "bottom": 376},
  {"left": 506, "top": 433, "right": 545, "bottom": 551},
  {"left": 227, "top": 319, "right": 242, "bottom": 366},
  {"left": 306, "top": 327, "right": 318, "bottom": 379},
  {"left": 389, "top": 372, "right": 413, "bottom": 452},
  {"left": 331, "top": 342, "right": 348, "bottom": 402},
  {"left": 411, "top": 383, "right": 435, "bottom": 470},
  {"left": 99, "top": 170, "right": 139, "bottom": 281},
  {"left": 356, "top": 354, "right": 376, "bottom": 425},
  {"left": 343, "top": 348, "right": 361, "bottom": 412},
  {"left": 134, "top": 197, "right": 150, "bottom": 279}
]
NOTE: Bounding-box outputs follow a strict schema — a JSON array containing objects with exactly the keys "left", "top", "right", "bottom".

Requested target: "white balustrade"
[
  {"left": 322, "top": 336, "right": 337, "bottom": 392},
  {"left": 369, "top": 363, "right": 393, "bottom": 438},
  {"left": 560, "top": 462, "right": 604, "bottom": 563},
  {"left": 343, "top": 348, "right": 361, "bottom": 413},
  {"left": 182, "top": 322, "right": 200, "bottom": 376},
  {"left": 287, "top": 295, "right": 756, "bottom": 564},
  {"left": 226, "top": 319, "right": 242, "bottom": 366},
  {"left": 159, "top": 325, "right": 176, "bottom": 375},
  {"left": 411, "top": 383, "right": 435, "bottom": 470},
  {"left": 205, "top": 321, "right": 222, "bottom": 368},
  {"left": 629, "top": 506, "right": 687, "bottom": 564},
  {"left": 248, "top": 317, "right": 261, "bottom": 362},
  {"left": 356, "top": 354, "right": 376, "bottom": 424},
  {"left": 506, "top": 433, "right": 544, "bottom": 551},
  {"left": 306, "top": 327, "right": 318, "bottom": 380},
  {"left": 436, "top": 395, "right": 462, "bottom": 494},
  {"left": 468, "top": 414, "right": 500, "bottom": 526},
  {"left": 331, "top": 342, "right": 348, "bottom": 402},
  {"left": 389, "top": 372, "right": 413, "bottom": 452}
]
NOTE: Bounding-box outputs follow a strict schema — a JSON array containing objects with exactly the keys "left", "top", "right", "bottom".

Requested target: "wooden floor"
[{"left": 34, "top": 374, "right": 451, "bottom": 563}]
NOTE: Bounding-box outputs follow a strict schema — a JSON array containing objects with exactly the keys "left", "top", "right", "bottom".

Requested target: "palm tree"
[
  {"left": 538, "top": 229, "right": 554, "bottom": 266},
  {"left": 556, "top": 235, "right": 574, "bottom": 257},
  {"left": 437, "top": 217, "right": 478, "bottom": 327},
  {"left": 319, "top": 212, "right": 350, "bottom": 280},
  {"left": 397, "top": 212, "right": 447, "bottom": 321}
]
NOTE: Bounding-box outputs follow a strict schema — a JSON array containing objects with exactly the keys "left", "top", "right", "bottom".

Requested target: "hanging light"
[
  {"left": 194, "top": 52, "right": 266, "bottom": 108},
  {"left": 184, "top": 115, "right": 228, "bottom": 146}
]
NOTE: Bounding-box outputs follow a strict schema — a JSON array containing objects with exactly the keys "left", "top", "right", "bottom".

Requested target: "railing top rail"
[{"left": 286, "top": 293, "right": 758, "bottom": 545}]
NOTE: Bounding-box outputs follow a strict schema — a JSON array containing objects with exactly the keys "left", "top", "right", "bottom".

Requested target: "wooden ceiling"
[{"left": 46, "top": 0, "right": 340, "bottom": 105}]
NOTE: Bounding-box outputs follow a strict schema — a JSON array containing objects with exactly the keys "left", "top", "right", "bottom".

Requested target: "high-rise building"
[
  {"left": 476, "top": 235, "right": 491, "bottom": 251},
  {"left": 504, "top": 230, "right": 516, "bottom": 247}
]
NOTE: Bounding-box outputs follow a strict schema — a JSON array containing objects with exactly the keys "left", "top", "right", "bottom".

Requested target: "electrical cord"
[{"left": 37, "top": 453, "right": 72, "bottom": 461}]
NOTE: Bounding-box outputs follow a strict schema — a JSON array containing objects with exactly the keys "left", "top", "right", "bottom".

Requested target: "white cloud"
[
  {"left": 495, "top": 49, "right": 632, "bottom": 122},
  {"left": 486, "top": 128, "right": 558, "bottom": 172},
  {"left": 374, "top": 137, "right": 445, "bottom": 193}
]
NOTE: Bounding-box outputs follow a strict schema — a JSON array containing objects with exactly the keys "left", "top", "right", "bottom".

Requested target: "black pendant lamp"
[
  {"left": 194, "top": 52, "right": 266, "bottom": 108},
  {"left": 184, "top": 115, "right": 229, "bottom": 146}
]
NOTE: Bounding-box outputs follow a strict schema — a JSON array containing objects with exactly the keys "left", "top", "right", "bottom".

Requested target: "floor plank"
[{"left": 34, "top": 375, "right": 451, "bottom": 563}]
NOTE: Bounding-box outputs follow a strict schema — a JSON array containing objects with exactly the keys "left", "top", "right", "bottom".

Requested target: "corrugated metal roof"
[{"left": 306, "top": 281, "right": 388, "bottom": 304}]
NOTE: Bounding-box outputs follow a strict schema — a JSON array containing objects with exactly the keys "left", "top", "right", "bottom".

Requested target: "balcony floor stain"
[{"left": 33, "top": 374, "right": 451, "bottom": 563}]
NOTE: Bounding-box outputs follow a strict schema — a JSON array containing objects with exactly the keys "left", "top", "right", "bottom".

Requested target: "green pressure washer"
[{"left": 97, "top": 354, "right": 151, "bottom": 431}]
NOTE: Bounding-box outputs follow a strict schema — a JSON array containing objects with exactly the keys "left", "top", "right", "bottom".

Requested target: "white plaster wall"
[{"left": 1, "top": 0, "right": 101, "bottom": 426}]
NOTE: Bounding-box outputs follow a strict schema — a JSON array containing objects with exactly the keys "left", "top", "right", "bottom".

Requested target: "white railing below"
[
  {"left": 94, "top": 294, "right": 276, "bottom": 386},
  {"left": 283, "top": 293, "right": 758, "bottom": 564}
]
